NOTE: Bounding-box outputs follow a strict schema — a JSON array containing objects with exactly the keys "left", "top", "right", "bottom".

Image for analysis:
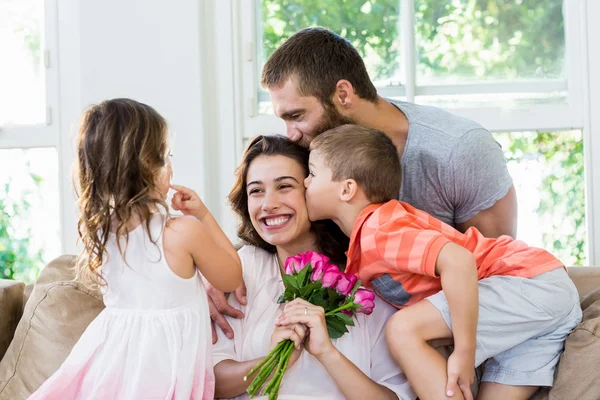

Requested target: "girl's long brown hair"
[
  {"left": 229, "top": 135, "right": 349, "bottom": 267},
  {"left": 75, "top": 98, "right": 170, "bottom": 285}
]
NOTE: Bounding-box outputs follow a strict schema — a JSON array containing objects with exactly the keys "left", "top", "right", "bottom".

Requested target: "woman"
[{"left": 212, "top": 135, "right": 415, "bottom": 400}]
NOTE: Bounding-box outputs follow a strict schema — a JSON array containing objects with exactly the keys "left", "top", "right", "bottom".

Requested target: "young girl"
[{"left": 29, "top": 98, "right": 242, "bottom": 400}]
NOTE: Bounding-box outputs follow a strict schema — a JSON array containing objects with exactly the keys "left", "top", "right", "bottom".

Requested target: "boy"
[{"left": 304, "top": 124, "right": 582, "bottom": 400}]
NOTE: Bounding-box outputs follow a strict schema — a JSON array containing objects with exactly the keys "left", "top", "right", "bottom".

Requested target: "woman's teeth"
[{"left": 265, "top": 216, "right": 290, "bottom": 226}]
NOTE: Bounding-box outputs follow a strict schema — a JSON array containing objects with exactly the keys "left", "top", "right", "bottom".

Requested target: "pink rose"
[
  {"left": 310, "top": 262, "right": 326, "bottom": 281},
  {"left": 310, "top": 259, "right": 330, "bottom": 281},
  {"left": 309, "top": 253, "right": 329, "bottom": 276},
  {"left": 335, "top": 273, "right": 358, "bottom": 296},
  {"left": 341, "top": 309, "right": 353, "bottom": 317},
  {"left": 354, "top": 288, "right": 375, "bottom": 315},
  {"left": 284, "top": 254, "right": 308, "bottom": 275},
  {"left": 321, "top": 265, "right": 342, "bottom": 288}
]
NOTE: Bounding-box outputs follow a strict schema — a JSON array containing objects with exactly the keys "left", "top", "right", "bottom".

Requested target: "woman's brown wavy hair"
[
  {"left": 75, "top": 98, "right": 170, "bottom": 285},
  {"left": 229, "top": 135, "right": 349, "bottom": 267}
]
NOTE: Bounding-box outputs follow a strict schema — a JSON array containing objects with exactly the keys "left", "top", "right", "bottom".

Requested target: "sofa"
[{"left": 0, "top": 255, "right": 599, "bottom": 399}]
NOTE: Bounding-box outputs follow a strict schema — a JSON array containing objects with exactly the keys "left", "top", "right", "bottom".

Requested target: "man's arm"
[
  {"left": 449, "top": 129, "right": 517, "bottom": 239},
  {"left": 456, "top": 185, "right": 517, "bottom": 239}
]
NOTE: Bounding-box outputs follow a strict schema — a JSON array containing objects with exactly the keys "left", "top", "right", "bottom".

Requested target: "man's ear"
[
  {"left": 333, "top": 79, "right": 356, "bottom": 109},
  {"left": 339, "top": 178, "right": 359, "bottom": 202}
]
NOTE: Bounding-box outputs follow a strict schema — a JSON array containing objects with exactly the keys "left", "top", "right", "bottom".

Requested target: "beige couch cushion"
[
  {"left": 0, "top": 280, "right": 24, "bottom": 361},
  {"left": 532, "top": 286, "right": 600, "bottom": 400},
  {"left": 0, "top": 255, "right": 104, "bottom": 399}
]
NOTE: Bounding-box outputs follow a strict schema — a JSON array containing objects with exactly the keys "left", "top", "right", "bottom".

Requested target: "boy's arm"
[{"left": 435, "top": 242, "right": 479, "bottom": 396}]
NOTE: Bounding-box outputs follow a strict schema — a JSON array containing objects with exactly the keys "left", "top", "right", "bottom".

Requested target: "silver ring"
[{"left": 304, "top": 307, "right": 308, "bottom": 315}]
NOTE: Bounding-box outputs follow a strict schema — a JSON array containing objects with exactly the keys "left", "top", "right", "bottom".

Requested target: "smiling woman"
[{"left": 214, "top": 134, "right": 415, "bottom": 400}]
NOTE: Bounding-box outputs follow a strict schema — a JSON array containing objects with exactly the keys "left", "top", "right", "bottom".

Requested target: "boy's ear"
[{"left": 339, "top": 179, "right": 359, "bottom": 202}]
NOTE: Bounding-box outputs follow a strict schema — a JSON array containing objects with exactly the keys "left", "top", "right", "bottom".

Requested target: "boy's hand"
[
  {"left": 446, "top": 349, "right": 475, "bottom": 400},
  {"left": 170, "top": 184, "right": 208, "bottom": 220}
]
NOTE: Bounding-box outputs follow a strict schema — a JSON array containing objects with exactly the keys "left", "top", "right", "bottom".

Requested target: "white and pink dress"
[{"left": 29, "top": 213, "right": 214, "bottom": 400}]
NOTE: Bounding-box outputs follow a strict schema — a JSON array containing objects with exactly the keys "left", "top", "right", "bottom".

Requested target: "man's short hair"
[
  {"left": 310, "top": 124, "right": 401, "bottom": 203},
  {"left": 261, "top": 27, "right": 378, "bottom": 105}
]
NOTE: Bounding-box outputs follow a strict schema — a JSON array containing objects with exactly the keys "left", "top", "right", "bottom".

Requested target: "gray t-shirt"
[{"left": 389, "top": 100, "right": 513, "bottom": 228}]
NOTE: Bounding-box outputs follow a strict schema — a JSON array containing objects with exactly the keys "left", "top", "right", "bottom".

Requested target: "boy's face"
[{"left": 304, "top": 150, "right": 340, "bottom": 221}]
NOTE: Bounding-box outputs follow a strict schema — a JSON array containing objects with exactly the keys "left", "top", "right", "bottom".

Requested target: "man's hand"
[
  {"left": 446, "top": 349, "right": 475, "bottom": 400},
  {"left": 207, "top": 281, "right": 248, "bottom": 344}
]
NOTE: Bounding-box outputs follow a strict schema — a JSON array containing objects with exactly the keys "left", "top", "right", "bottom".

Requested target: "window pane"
[
  {"left": 260, "top": 0, "right": 402, "bottom": 86},
  {"left": 416, "top": 0, "right": 565, "bottom": 84},
  {"left": 0, "top": 148, "right": 60, "bottom": 283},
  {"left": 494, "top": 131, "right": 586, "bottom": 266},
  {"left": 417, "top": 91, "right": 567, "bottom": 109},
  {"left": 0, "top": 0, "right": 45, "bottom": 125}
]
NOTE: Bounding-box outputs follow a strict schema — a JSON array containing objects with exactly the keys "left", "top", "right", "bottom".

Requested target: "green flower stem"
[
  {"left": 248, "top": 353, "right": 281, "bottom": 396},
  {"left": 244, "top": 341, "right": 284, "bottom": 381},
  {"left": 268, "top": 341, "right": 295, "bottom": 399},
  {"left": 263, "top": 341, "right": 293, "bottom": 395},
  {"left": 325, "top": 301, "right": 353, "bottom": 316},
  {"left": 246, "top": 341, "right": 286, "bottom": 396}
]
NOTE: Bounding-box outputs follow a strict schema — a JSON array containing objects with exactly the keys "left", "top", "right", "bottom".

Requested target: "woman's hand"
[
  {"left": 270, "top": 322, "right": 306, "bottom": 369},
  {"left": 275, "top": 298, "right": 336, "bottom": 360},
  {"left": 170, "top": 184, "right": 208, "bottom": 220}
]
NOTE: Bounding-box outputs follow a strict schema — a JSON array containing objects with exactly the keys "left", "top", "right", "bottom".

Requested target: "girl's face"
[
  {"left": 156, "top": 151, "right": 173, "bottom": 199},
  {"left": 246, "top": 155, "right": 312, "bottom": 247}
]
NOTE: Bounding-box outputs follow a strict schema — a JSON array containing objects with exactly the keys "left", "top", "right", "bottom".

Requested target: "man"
[{"left": 210, "top": 27, "right": 517, "bottom": 342}]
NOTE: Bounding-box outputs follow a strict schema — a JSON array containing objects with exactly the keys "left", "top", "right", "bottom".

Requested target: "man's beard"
[{"left": 298, "top": 103, "right": 355, "bottom": 148}]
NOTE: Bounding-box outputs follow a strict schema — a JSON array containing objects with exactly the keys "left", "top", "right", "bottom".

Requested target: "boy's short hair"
[
  {"left": 310, "top": 125, "right": 401, "bottom": 203},
  {"left": 261, "top": 27, "right": 378, "bottom": 106}
]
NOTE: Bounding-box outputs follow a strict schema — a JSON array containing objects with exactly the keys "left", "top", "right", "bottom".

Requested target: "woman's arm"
[
  {"left": 214, "top": 358, "right": 263, "bottom": 398},
  {"left": 317, "top": 350, "right": 398, "bottom": 400},
  {"left": 276, "top": 299, "right": 398, "bottom": 400}
]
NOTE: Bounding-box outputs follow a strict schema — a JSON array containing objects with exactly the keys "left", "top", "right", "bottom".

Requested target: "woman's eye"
[
  {"left": 249, "top": 188, "right": 262, "bottom": 195},
  {"left": 279, "top": 184, "right": 292, "bottom": 190}
]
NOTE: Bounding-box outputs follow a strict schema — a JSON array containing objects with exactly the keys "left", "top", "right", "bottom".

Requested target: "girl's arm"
[
  {"left": 170, "top": 184, "right": 240, "bottom": 263},
  {"left": 276, "top": 299, "right": 398, "bottom": 400},
  {"left": 174, "top": 217, "right": 242, "bottom": 292},
  {"left": 168, "top": 184, "right": 242, "bottom": 292}
]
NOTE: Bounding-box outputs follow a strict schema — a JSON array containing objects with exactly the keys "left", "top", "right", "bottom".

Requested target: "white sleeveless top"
[{"left": 29, "top": 212, "right": 215, "bottom": 400}]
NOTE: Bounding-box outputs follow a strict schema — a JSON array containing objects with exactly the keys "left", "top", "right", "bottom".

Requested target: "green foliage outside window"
[{"left": 0, "top": 175, "right": 44, "bottom": 283}]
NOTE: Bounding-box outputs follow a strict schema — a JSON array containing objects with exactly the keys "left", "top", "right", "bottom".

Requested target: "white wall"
[{"left": 57, "top": 0, "right": 239, "bottom": 254}]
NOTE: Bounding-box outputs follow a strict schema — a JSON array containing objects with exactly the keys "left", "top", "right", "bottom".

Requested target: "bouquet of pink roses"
[{"left": 244, "top": 251, "right": 376, "bottom": 399}]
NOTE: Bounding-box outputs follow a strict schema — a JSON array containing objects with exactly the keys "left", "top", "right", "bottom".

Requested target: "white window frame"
[
  {"left": 0, "top": 0, "right": 68, "bottom": 254},
  {"left": 231, "top": 0, "right": 598, "bottom": 264}
]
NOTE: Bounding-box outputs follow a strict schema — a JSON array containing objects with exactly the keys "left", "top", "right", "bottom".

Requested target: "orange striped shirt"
[{"left": 345, "top": 200, "right": 564, "bottom": 309}]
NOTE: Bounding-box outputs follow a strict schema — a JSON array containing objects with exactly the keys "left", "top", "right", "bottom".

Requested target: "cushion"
[
  {"left": 0, "top": 255, "right": 104, "bottom": 399},
  {"left": 0, "top": 280, "right": 25, "bottom": 360},
  {"left": 532, "top": 286, "right": 600, "bottom": 400}
]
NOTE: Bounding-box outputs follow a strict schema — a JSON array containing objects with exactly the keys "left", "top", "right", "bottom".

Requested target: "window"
[
  {"left": 0, "top": 0, "right": 61, "bottom": 282},
  {"left": 236, "top": 0, "right": 590, "bottom": 265},
  {"left": 495, "top": 131, "right": 586, "bottom": 266},
  {"left": 0, "top": 0, "right": 45, "bottom": 125},
  {"left": 0, "top": 148, "right": 60, "bottom": 282}
]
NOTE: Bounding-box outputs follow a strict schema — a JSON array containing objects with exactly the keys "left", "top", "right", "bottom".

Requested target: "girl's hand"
[
  {"left": 270, "top": 323, "right": 306, "bottom": 369},
  {"left": 275, "top": 298, "right": 336, "bottom": 360},
  {"left": 170, "top": 184, "right": 208, "bottom": 219}
]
